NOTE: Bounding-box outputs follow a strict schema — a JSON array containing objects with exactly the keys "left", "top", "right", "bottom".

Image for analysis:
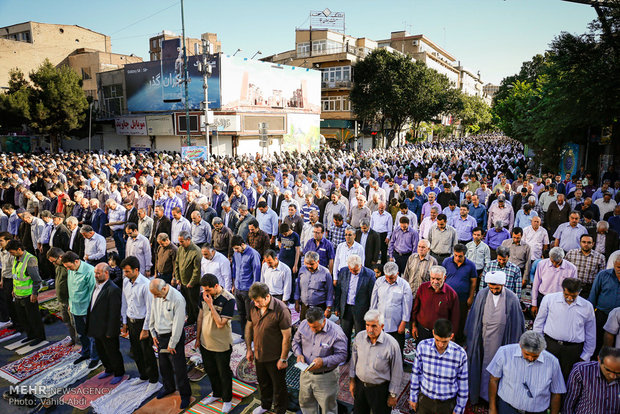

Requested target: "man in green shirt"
[
  {"left": 46, "top": 247, "right": 78, "bottom": 345},
  {"left": 173, "top": 231, "right": 201, "bottom": 325},
  {"left": 62, "top": 251, "right": 98, "bottom": 368},
  {"left": 6, "top": 239, "right": 46, "bottom": 345}
]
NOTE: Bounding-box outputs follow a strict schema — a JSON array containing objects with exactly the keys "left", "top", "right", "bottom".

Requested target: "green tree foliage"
[
  {"left": 457, "top": 94, "right": 492, "bottom": 134},
  {"left": 350, "top": 49, "right": 461, "bottom": 143},
  {"left": 0, "top": 59, "right": 88, "bottom": 152},
  {"left": 492, "top": 6, "right": 620, "bottom": 168}
]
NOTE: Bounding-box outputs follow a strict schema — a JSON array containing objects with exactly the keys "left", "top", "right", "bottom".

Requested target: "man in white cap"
[{"left": 464, "top": 270, "right": 525, "bottom": 405}]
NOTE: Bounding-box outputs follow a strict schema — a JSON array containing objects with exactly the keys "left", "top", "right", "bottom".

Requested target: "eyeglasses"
[{"left": 523, "top": 382, "right": 533, "bottom": 398}]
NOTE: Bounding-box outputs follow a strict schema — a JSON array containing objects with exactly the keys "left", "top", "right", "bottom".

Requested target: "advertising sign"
[
  {"left": 115, "top": 116, "right": 147, "bottom": 135},
  {"left": 125, "top": 38, "right": 220, "bottom": 112},
  {"left": 560, "top": 143, "right": 579, "bottom": 178},
  {"left": 310, "top": 9, "right": 345, "bottom": 33},
  {"left": 146, "top": 115, "right": 174, "bottom": 136},
  {"left": 213, "top": 115, "right": 241, "bottom": 132},
  {"left": 283, "top": 113, "right": 320, "bottom": 152},
  {"left": 220, "top": 55, "right": 321, "bottom": 114},
  {"left": 181, "top": 146, "right": 209, "bottom": 160}
]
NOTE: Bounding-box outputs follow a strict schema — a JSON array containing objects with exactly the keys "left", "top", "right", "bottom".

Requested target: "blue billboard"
[{"left": 125, "top": 38, "right": 220, "bottom": 112}]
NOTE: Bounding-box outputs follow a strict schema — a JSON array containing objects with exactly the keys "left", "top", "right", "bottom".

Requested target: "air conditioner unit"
[{"left": 412, "top": 40, "right": 419, "bottom": 46}]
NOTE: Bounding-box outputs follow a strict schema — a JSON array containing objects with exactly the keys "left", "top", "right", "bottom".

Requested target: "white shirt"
[
  {"left": 260, "top": 261, "right": 292, "bottom": 301},
  {"left": 120, "top": 274, "right": 152, "bottom": 331},
  {"left": 419, "top": 217, "right": 437, "bottom": 240},
  {"left": 523, "top": 225, "right": 549, "bottom": 261},
  {"left": 69, "top": 227, "right": 78, "bottom": 250},
  {"left": 90, "top": 281, "right": 105, "bottom": 311},
  {"left": 201, "top": 251, "right": 232, "bottom": 291},
  {"left": 333, "top": 241, "right": 365, "bottom": 280}
]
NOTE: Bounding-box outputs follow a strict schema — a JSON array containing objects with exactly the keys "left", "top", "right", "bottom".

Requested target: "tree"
[
  {"left": 457, "top": 94, "right": 492, "bottom": 135},
  {"left": 0, "top": 59, "right": 88, "bottom": 152}
]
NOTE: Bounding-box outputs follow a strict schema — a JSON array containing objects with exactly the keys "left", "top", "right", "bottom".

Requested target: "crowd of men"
[{"left": 0, "top": 135, "right": 619, "bottom": 414}]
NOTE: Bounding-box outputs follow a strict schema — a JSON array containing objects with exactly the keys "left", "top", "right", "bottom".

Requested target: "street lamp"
[
  {"left": 233, "top": 48, "right": 242, "bottom": 56},
  {"left": 251, "top": 50, "right": 262, "bottom": 59}
]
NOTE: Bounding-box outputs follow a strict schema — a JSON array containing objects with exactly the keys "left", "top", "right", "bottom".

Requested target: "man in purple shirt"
[
  {"left": 302, "top": 223, "right": 335, "bottom": 273},
  {"left": 484, "top": 220, "right": 511, "bottom": 259},
  {"left": 295, "top": 251, "right": 334, "bottom": 321},
  {"left": 450, "top": 203, "right": 478, "bottom": 244},
  {"left": 388, "top": 216, "right": 419, "bottom": 275},
  {"left": 293, "top": 306, "right": 348, "bottom": 414}
]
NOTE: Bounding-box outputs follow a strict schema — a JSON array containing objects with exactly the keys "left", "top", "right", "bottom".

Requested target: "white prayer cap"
[{"left": 485, "top": 271, "right": 506, "bottom": 285}]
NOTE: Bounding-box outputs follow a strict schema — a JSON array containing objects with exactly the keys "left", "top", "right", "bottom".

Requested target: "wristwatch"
[
  {"left": 279, "top": 358, "right": 288, "bottom": 363},
  {"left": 389, "top": 392, "right": 397, "bottom": 398}
]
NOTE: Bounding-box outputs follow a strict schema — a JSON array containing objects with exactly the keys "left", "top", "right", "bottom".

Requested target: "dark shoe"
[
  {"left": 73, "top": 355, "right": 89, "bottom": 365},
  {"left": 98, "top": 372, "right": 113, "bottom": 380},
  {"left": 180, "top": 396, "right": 191, "bottom": 409},
  {"left": 110, "top": 376, "right": 124, "bottom": 385},
  {"left": 88, "top": 359, "right": 100, "bottom": 369},
  {"left": 28, "top": 338, "right": 45, "bottom": 347},
  {"left": 156, "top": 388, "right": 175, "bottom": 399}
]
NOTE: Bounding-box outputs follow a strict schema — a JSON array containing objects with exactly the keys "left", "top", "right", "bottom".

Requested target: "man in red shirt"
[{"left": 411, "top": 265, "right": 460, "bottom": 343}]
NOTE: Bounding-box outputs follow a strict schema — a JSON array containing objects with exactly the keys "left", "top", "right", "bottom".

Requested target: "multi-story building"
[
  {"left": 0, "top": 21, "right": 141, "bottom": 98},
  {"left": 483, "top": 83, "right": 500, "bottom": 100},
  {"left": 148, "top": 30, "right": 221, "bottom": 61},
  {"left": 456, "top": 66, "right": 484, "bottom": 97}
]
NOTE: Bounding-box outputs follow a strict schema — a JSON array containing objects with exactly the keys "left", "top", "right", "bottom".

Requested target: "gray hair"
[
  {"left": 383, "top": 262, "right": 399, "bottom": 276},
  {"left": 364, "top": 309, "right": 384, "bottom": 325},
  {"left": 429, "top": 265, "right": 446, "bottom": 276},
  {"left": 549, "top": 246, "right": 565, "bottom": 262},
  {"left": 418, "top": 239, "right": 430, "bottom": 248},
  {"left": 238, "top": 204, "right": 248, "bottom": 212},
  {"left": 430, "top": 206, "right": 440, "bottom": 213},
  {"left": 221, "top": 200, "right": 230, "bottom": 208},
  {"left": 496, "top": 246, "right": 510, "bottom": 258},
  {"left": 519, "top": 331, "right": 547, "bottom": 354},
  {"left": 157, "top": 233, "right": 170, "bottom": 241},
  {"left": 66, "top": 216, "right": 78, "bottom": 226},
  {"left": 178, "top": 230, "right": 191, "bottom": 240},
  {"left": 346, "top": 254, "right": 362, "bottom": 268},
  {"left": 152, "top": 278, "right": 166, "bottom": 292},
  {"left": 345, "top": 226, "right": 356, "bottom": 235},
  {"left": 494, "top": 220, "right": 504, "bottom": 228},
  {"left": 597, "top": 220, "right": 609, "bottom": 231},
  {"left": 528, "top": 196, "right": 536, "bottom": 202},
  {"left": 360, "top": 218, "right": 370, "bottom": 227},
  {"left": 212, "top": 217, "right": 223, "bottom": 225},
  {"left": 304, "top": 251, "right": 319, "bottom": 264}
]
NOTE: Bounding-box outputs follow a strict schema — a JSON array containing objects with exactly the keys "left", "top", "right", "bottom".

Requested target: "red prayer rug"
[{"left": 61, "top": 374, "right": 129, "bottom": 409}]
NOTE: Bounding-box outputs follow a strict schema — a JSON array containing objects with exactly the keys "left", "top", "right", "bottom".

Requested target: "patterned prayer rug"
[
  {"left": 37, "top": 288, "right": 56, "bottom": 303},
  {"left": 184, "top": 324, "right": 197, "bottom": 343},
  {"left": 186, "top": 378, "right": 257, "bottom": 414},
  {"left": 0, "top": 327, "right": 20, "bottom": 344},
  {"left": 336, "top": 361, "right": 353, "bottom": 405},
  {"left": 393, "top": 373, "right": 412, "bottom": 413},
  {"left": 235, "top": 357, "right": 257, "bottom": 385},
  {"left": 229, "top": 342, "right": 248, "bottom": 376},
  {"left": 61, "top": 374, "right": 129, "bottom": 410},
  {"left": 40, "top": 297, "right": 63, "bottom": 318},
  {"left": 0, "top": 336, "right": 76, "bottom": 383},
  {"left": 23, "top": 353, "right": 101, "bottom": 398},
  {"left": 90, "top": 379, "right": 162, "bottom": 414},
  {"left": 403, "top": 337, "right": 416, "bottom": 364},
  {"left": 284, "top": 354, "right": 300, "bottom": 390}
]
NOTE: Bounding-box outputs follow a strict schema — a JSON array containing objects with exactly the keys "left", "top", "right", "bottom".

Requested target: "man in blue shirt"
[
  {"left": 588, "top": 256, "right": 620, "bottom": 358},
  {"left": 231, "top": 235, "right": 261, "bottom": 337},
  {"left": 469, "top": 195, "right": 487, "bottom": 232},
  {"left": 443, "top": 244, "right": 477, "bottom": 343}
]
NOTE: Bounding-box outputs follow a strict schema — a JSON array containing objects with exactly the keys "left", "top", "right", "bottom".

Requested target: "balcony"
[
  {"left": 297, "top": 44, "right": 370, "bottom": 60},
  {"left": 321, "top": 80, "right": 352, "bottom": 89}
]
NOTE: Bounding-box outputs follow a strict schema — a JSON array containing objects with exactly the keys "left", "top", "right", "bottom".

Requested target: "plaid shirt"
[
  {"left": 480, "top": 259, "right": 522, "bottom": 297},
  {"left": 565, "top": 249, "right": 606, "bottom": 284},
  {"left": 328, "top": 223, "right": 346, "bottom": 246},
  {"left": 410, "top": 339, "right": 468, "bottom": 414},
  {"left": 162, "top": 196, "right": 183, "bottom": 219}
]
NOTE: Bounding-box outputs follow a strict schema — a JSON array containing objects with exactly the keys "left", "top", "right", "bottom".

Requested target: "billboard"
[
  {"left": 115, "top": 116, "right": 147, "bottom": 135},
  {"left": 220, "top": 55, "right": 320, "bottom": 114},
  {"left": 283, "top": 113, "right": 320, "bottom": 152},
  {"left": 125, "top": 38, "right": 220, "bottom": 112},
  {"left": 181, "top": 146, "right": 209, "bottom": 160}
]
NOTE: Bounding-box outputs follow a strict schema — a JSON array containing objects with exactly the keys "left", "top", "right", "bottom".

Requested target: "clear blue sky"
[{"left": 0, "top": 0, "right": 597, "bottom": 84}]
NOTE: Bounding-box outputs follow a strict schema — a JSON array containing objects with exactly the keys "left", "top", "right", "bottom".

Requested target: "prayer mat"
[
  {"left": 186, "top": 378, "right": 257, "bottom": 414},
  {"left": 184, "top": 323, "right": 197, "bottom": 343},
  {"left": 393, "top": 372, "right": 412, "bottom": 413},
  {"left": 464, "top": 402, "right": 490, "bottom": 414},
  {"left": 60, "top": 374, "right": 129, "bottom": 410},
  {"left": 4, "top": 337, "right": 32, "bottom": 351},
  {"left": 40, "top": 297, "right": 63, "bottom": 317},
  {"left": 287, "top": 304, "right": 300, "bottom": 326},
  {"left": 0, "top": 336, "right": 76, "bottom": 383},
  {"left": 235, "top": 357, "right": 257, "bottom": 385},
  {"left": 37, "top": 288, "right": 56, "bottom": 303},
  {"left": 90, "top": 379, "right": 162, "bottom": 414},
  {"left": 16, "top": 340, "right": 49, "bottom": 355},
  {"left": 403, "top": 337, "right": 416, "bottom": 364},
  {"left": 23, "top": 353, "right": 101, "bottom": 398},
  {"left": 235, "top": 398, "right": 296, "bottom": 414},
  {"left": 0, "top": 327, "right": 20, "bottom": 344},
  {"left": 134, "top": 391, "right": 196, "bottom": 414},
  {"left": 154, "top": 324, "right": 197, "bottom": 356},
  {"left": 185, "top": 339, "right": 200, "bottom": 360},
  {"left": 230, "top": 341, "right": 248, "bottom": 377},
  {"left": 284, "top": 354, "right": 300, "bottom": 390}
]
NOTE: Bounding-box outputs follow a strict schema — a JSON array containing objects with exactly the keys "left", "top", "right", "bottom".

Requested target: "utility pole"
[
  {"left": 259, "top": 122, "right": 268, "bottom": 157},
  {"left": 180, "top": 0, "right": 191, "bottom": 147},
  {"left": 198, "top": 39, "right": 213, "bottom": 157}
]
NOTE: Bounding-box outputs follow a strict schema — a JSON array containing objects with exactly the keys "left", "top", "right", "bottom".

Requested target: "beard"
[{"left": 491, "top": 288, "right": 502, "bottom": 296}]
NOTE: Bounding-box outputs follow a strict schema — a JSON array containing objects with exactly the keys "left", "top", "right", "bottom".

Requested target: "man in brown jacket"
[
  {"left": 173, "top": 231, "right": 201, "bottom": 325},
  {"left": 212, "top": 217, "right": 233, "bottom": 258},
  {"left": 155, "top": 233, "right": 177, "bottom": 285},
  {"left": 247, "top": 220, "right": 270, "bottom": 258},
  {"left": 545, "top": 194, "right": 571, "bottom": 237}
]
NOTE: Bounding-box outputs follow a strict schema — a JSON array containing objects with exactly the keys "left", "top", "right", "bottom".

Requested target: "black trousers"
[
  {"left": 95, "top": 335, "right": 125, "bottom": 377},
  {"left": 300, "top": 302, "right": 326, "bottom": 321},
  {"left": 456, "top": 299, "right": 468, "bottom": 344},
  {"left": 417, "top": 393, "right": 456, "bottom": 414},
  {"left": 388, "top": 331, "right": 405, "bottom": 354},
  {"left": 127, "top": 318, "right": 158, "bottom": 382},
  {"left": 579, "top": 283, "right": 592, "bottom": 300},
  {"left": 15, "top": 295, "right": 45, "bottom": 340},
  {"left": 255, "top": 359, "right": 288, "bottom": 414},
  {"left": 594, "top": 309, "right": 609, "bottom": 360},
  {"left": 353, "top": 378, "right": 389, "bottom": 414},
  {"left": 38, "top": 245, "right": 54, "bottom": 280},
  {"left": 378, "top": 232, "right": 388, "bottom": 264},
  {"left": 430, "top": 252, "right": 450, "bottom": 265},
  {"left": 415, "top": 322, "right": 433, "bottom": 344},
  {"left": 180, "top": 284, "right": 200, "bottom": 325},
  {"left": 200, "top": 346, "right": 233, "bottom": 402},
  {"left": 341, "top": 304, "right": 365, "bottom": 359},
  {"left": 393, "top": 252, "right": 411, "bottom": 275},
  {"left": 234, "top": 290, "right": 252, "bottom": 337},
  {"left": 156, "top": 331, "right": 191, "bottom": 398},
  {"left": 544, "top": 334, "right": 584, "bottom": 382},
  {"left": 0, "top": 277, "right": 16, "bottom": 324}
]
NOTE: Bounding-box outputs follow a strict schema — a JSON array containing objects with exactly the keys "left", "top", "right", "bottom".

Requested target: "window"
[
  {"left": 296, "top": 42, "right": 310, "bottom": 57},
  {"left": 320, "top": 96, "right": 351, "bottom": 112},
  {"left": 321, "top": 66, "right": 352, "bottom": 86},
  {"left": 81, "top": 68, "right": 91, "bottom": 80}
]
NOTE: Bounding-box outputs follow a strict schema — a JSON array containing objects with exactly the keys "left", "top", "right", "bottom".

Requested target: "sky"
[{"left": 0, "top": 0, "right": 597, "bottom": 84}]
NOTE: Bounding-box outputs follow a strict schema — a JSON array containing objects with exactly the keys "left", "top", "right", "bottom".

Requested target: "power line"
[{"left": 109, "top": 0, "right": 180, "bottom": 35}]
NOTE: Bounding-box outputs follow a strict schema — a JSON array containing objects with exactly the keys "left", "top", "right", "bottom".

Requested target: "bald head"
[
  {"left": 94, "top": 263, "right": 111, "bottom": 284},
  {"left": 149, "top": 278, "right": 168, "bottom": 298}
]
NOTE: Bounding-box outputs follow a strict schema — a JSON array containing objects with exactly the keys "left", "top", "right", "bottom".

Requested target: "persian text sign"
[
  {"left": 115, "top": 116, "right": 147, "bottom": 136},
  {"left": 181, "top": 146, "right": 209, "bottom": 160}
]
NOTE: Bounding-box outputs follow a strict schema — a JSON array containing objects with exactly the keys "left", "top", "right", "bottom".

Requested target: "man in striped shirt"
[
  {"left": 409, "top": 319, "right": 468, "bottom": 414},
  {"left": 563, "top": 346, "right": 620, "bottom": 414}
]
